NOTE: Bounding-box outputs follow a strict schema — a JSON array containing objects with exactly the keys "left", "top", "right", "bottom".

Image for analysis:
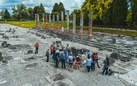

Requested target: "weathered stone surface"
[
  {"left": 25, "top": 63, "right": 38, "bottom": 70},
  {"left": 22, "top": 83, "right": 32, "bottom": 86},
  {"left": 109, "top": 58, "right": 115, "bottom": 64},
  {"left": 24, "top": 57, "right": 35, "bottom": 61},
  {"left": 41, "top": 36, "right": 46, "bottom": 39},
  {"left": 46, "top": 73, "right": 64, "bottom": 83},
  {"left": 27, "top": 50, "right": 33, "bottom": 54},
  {"left": 0, "top": 52, "right": 3, "bottom": 61},
  {"left": 3, "top": 56, "right": 13, "bottom": 61},
  {"left": 2, "top": 35, "right": 9, "bottom": 40},
  {"left": 13, "top": 35, "right": 18, "bottom": 38},
  {"left": 119, "top": 69, "right": 137, "bottom": 86},
  {"left": 8, "top": 44, "right": 32, "bottom": 50},
  {"left": 110, "top": 52, "right": 120, "bottom": 60},
  {"left": 52, "top": 79, "right": 74, "bottom": 86},
  {"left": 120, "top": 56, "right": 131, "bottom": 62},
  {"left": 1, "top": 41, "right": 8, "bottom": 48}
]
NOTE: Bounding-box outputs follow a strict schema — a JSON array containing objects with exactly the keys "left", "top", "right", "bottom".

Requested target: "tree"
[
  {"left": 51, "top": 2, "right": 65, "bottom": 21},
  {"left": 28, "top": 7, "right": 34, "bottom": 20},
  {"left": 131, "top": 0, "right": 137, "bottom": 27},
  {"left": 3, "top": 9, "right": 11, "bottom": 20},
  {"left": 59, "top": 2, "right": 65, "bottom": 20},
  {"left": 112, "top": 0, "right": 128, "bottom": 26},
  {"left": 12, "top": 4, "right": 29, "bottom": 20},
  {"left": 52, "top": 3, "right": 59, "bottom": 13},
  {"left": 0, "top": 10, "right": 5, "bottom": 20},
  {"left": 81, "top": 0, "right": 112, "bottom": 25},
  {"left": 81, "top": 0, "right": 112, "bottom": 20},
  {"left": 39, "top": 3, "right": 45, "bottom": 18},
  {"left": 33, "top": 3, "right": 45, "bottom": 20}
]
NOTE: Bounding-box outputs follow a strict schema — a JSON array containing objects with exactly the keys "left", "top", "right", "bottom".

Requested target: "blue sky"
[{"left": 0, "top": 0, "right": 85, "bottom": 15}]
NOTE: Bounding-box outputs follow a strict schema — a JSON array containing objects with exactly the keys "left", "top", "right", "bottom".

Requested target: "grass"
[
  {"left": 0, "top": 21, "right": 35, "bottom": 28},
  {"left": 0, "top": 21, "right": 137, "bottom": 36}
]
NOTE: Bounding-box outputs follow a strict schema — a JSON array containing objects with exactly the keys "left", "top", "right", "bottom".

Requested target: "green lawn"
[
  {"left": 0, "top": 21, "right": 35, "bottom": 28},
  {"left": 0, "top": 21, "right": 137, "bottom": 36}
]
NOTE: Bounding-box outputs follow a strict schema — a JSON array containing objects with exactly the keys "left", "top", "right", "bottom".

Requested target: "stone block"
[{"left": 27, "top": 50, "right": 33, "bottom": 54}]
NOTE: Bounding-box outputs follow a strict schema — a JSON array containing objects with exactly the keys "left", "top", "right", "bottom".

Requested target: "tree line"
[
  {"left": 0, "top": 2, "right": 65, "bottom": 21},
  {"left": 79, "top": 0, "right": 137, "bottom": 29},
  {"left": 0, "top": 0, "right": 137, "bottom": 29}
]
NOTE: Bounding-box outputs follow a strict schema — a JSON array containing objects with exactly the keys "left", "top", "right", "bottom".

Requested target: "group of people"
[{"left": 35, "top": 42, "right": 110, "bottom": 75}]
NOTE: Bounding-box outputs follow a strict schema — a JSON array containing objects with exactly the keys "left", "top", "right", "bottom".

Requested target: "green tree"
[
  {"left": 39, "top": 3, "right": 45, "bottom": 19},
  {"left": 131, "top": 0, "right": 137, "bottom": 27},
  {"left": 3, "top": 9, "right": 11, "bottom": 19},
  {"left": 112, "top": 0, "right": 128, "bottom": 26},
  {"left": 0, "top": 10, "right": 5, "bottom": 20},
  {"left": 52, "top": 3, "right": 59, "bottom": 13},
  {"left": 12, "top": 4, "right": 29, "bottom": 21},
  {"left": 33, "top": 3, "right": 45, "bottom": 20},
  {"left": 28, "top": 7, "right": 34, "bottom": 20},
  {"left": 59, "top": 2, "right": 65, "bottom": 20},
  {"left": 81, "top": 0, "right": 112, "bottom": 25}
]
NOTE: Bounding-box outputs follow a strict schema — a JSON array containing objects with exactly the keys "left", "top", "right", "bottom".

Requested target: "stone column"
[
  {"left": 49, "top": 15, "right": 51, "bottom": 28},
  {"left": 56, "top": 15, "right": 59, "bottom": 32},
  {"left": 52, "top": 15, "right": 55, "bottom": 30},
  {"left": 35, "top": 14, "right": 37, "bottom": 22},
  {"left": 36, "top": 14, "right": 40, "bottom": 28},
  {"left": 61, "top": 11, "right": 64, "bottom": 32},
  {"left": 57, "top": 15, "right": 59, "bottom": 22},
  {"left": 49, "top": 15, "right": 51, "bottom": 23},
  {"left": 80, "top": 12, "right": 83, "bottom": 38},
  {"left": 66, "top": 10, "right": 69, "bottom": 30},
  {"left": 46, "top": 15, "right": 48, "bottom": 29},
  {"left": 88, "top": 12, "right": 92, "bottom": 40},
  {"left": 42, "top": 14, "right": 44, "bottom": 29},
  {"left": 73, "top": 13, "right": 76, "bottom": 35},
  {"left": 42, "top": 14, "right": 44, "bottom": 23}
]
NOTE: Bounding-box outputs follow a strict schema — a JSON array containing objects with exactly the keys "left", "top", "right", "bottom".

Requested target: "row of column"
[{"left": 35, "top": 11, "right": 92, "bottom": 39}]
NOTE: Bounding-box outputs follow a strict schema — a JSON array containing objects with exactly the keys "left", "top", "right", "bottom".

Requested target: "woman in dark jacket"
[{"left": 102, "top": 57, "right": 110, "bottom": 75}]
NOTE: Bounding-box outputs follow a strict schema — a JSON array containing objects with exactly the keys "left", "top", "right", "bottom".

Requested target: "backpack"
[{"left": 69, "top": 58, "right": 73, "bottom": 63}]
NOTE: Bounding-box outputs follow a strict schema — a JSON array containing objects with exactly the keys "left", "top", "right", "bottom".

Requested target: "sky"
[{"left": 0, "top": 0, "right": 85, "bottom": 15}]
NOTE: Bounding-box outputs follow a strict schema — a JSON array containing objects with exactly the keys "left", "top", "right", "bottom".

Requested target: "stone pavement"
[{"left": 0, "top": 24, "right": 137, "bottom": 86}]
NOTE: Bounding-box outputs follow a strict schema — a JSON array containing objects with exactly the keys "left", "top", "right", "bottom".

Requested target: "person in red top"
[
  {"left": 35, "top": 42, "right": 39, "bottom": 54},
  {"left": 50, "top": 45, "right": 54, "bottom": 55}
]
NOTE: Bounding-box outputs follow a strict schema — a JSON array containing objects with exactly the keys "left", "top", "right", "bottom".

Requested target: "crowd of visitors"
[{"left": 34, "top": 42, "right": 110, "bottom": 75}]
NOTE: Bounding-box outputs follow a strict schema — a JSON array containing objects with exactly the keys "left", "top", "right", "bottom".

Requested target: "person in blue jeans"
[
  {"left": 102, "top": 57, "right": 110, "bottom": 75},
  {"left": 46, "top": 49, "right": 49, "bottom": 62},
  {"left": 60, "top": 51, "right": 66, "bottom": 69},
  {"left": 86, "top": 56, "right": 92, "bottom": 74},
  {"left": 91, "top": 53, "right": 95, "bottom": 72},
  {"left": 34, "top": 42, "right": 39, "bottom": 54}
]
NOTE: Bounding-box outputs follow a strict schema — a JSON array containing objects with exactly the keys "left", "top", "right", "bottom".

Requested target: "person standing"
[
  {"left": 102, "top": 57, "right": 110, "bottom": 75},
  {"left": 75, "top": 56, "right": 81, "bottom": 70},
  {"left": 34, "top": 42, "right": 39, "bottom": 54},
  {"left": 55, "top": 48, "right": 60, "bottom": 68},
  {"left": 50, "top": 45, "right": 54, "bottom": 55},
  {"left": 46, "top": 49, "right": 49, "bottom": 62},
  {"left": 91, "top": 53, "right": 95, "bottom": 72},
  {"left": 95, "top": 52, "right": 100, "bottom": 68},
  {"left": 86, "top": 56, "right": 92, "bottom": 74},
  {"left": 68, "top": 53, "right": 74, "bottom": 71},
  {"left": 60, "top": 51, "right": 66, "bottom": 69}
]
